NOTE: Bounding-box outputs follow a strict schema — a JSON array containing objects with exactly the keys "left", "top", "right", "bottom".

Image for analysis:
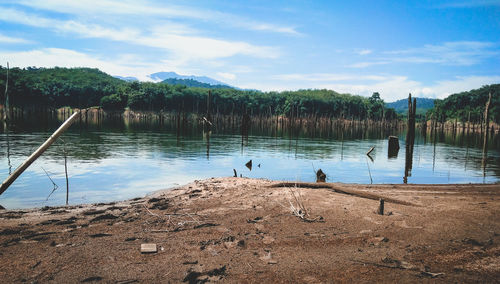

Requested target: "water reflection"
[{"left": 0, "top": 113, "right": 499, "bottom": 209}]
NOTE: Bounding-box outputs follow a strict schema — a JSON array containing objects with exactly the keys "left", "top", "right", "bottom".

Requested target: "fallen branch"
[
  {"left": 270, "top": 182, "right": 419, "bottom": 206},
  {"left": 366, "top": 146, "right": 375, "bottom": 155},
  {"left": 0, "top": 111, "right": 80, "bottom": 195}
]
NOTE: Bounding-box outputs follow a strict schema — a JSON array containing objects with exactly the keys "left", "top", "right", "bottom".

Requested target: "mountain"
[
  {"left": 386, "top": 97, "right": 435, "bottom": 114},
  {"left": 161, "top": 78, "right": 233, "bottom": 89},
  {"left": 114, "top": 75, "right": 138, "bottom": 82},
  {"left": 148, "top": 71, "right": 229, "bottom": 86}
]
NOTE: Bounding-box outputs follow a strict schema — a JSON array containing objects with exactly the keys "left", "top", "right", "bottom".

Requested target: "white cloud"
[
  {"left": 386, "top": 41, "right": 498, "bottom": 66},
  {"left": 357, "top": 49, "right": 372, "bottom": 55},
  {"left": 429, "top": 76, "right": 500, "bottom": 98},
  {"left": 13, "top": 0, "right": 210, "bottom": 19},
  {"left": 317, "top": 75, "right": 500, "bottom": 101},
  {"left": 348, "top": 61, "right": 390, "bottom": 68},
  {"left": 255, "top": 72, "right": 500, "bottom": 102},
  {"left": 0, "top": 8, "right": 279, "bottom": 60},
  {"left": 12, "top": 0, "right": 300, "bottom": 35},
  {"left": 349, "top": 41, "right": 498, "bottom": 68},
  {"left": 246, "top": 23, "right": 301, "bottom": 35},
  {"left": 216, "top": 72, "right": 236, "bottom": 80},
  {"left": 0, "top": 33, "right": 32, "bottom": 44},
  {"left": 0, "top": 48, "right": 165, "bottom": 81},
  {"left": 273, "top": 73, "right": 387, "bottom": 82}
]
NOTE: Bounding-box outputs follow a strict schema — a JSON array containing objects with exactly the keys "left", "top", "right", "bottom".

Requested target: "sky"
[{"left": 0, "top": 0, "right": 499, "bottom": 102}]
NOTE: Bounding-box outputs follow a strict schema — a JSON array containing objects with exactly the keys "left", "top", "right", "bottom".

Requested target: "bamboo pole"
[{"left": 0, "top": 111, "right": 80, "bottom": 195}]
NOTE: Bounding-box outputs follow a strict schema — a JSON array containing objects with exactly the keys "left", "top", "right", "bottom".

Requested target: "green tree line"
[
  {"left": 428, "top": 84, "right": 499, "bottom": 124},
  {"left": 0, "top": 66, "right": 396, "bottom": 120}
]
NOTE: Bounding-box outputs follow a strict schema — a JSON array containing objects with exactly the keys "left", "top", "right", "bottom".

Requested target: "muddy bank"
[{"left": 0, "top": 178, "right": 499, "bottom": 283}]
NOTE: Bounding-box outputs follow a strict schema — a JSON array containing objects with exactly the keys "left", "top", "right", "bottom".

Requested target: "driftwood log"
[
  {"left": 0, "top": 111, "right": 80, "bottom": 195},
  {"left": 270, "top": 182, "right": 418, "bottom": 206}
]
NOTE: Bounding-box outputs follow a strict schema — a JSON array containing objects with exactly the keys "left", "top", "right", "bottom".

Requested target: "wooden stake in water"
[
  {"left": 0, "top": 111, "right": 80, "bottom": 195},
  {"left": 482, "top": 92, "right": 491, "bottom": 177},
  {"left": 3, "top": 62, "right": 9, "bottom": 122},
  {"left": 63, "top": 141, "right": 69, "bottom": 205}
]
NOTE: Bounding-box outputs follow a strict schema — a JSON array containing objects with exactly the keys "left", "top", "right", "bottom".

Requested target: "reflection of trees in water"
[{"left": 1, "top": 114, "right": 499, "bottom": 179}]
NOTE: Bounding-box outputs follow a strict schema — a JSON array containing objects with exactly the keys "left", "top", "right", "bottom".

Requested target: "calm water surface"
[{"left": 1, "top": 117, "right": 499, "bottom": 209}]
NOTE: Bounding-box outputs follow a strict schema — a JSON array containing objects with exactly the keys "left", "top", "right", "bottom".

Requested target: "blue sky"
[{"left": 0, "top": 0, "right": 499, "bottom": 101}]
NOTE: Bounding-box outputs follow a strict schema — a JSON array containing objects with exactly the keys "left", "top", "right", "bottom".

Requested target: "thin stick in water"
[
  {"left": 42, "top": 167, "right": 59, "bottom": 200},
  {"left": 366, "top": 157, "right": 373, "bottom": 184}
]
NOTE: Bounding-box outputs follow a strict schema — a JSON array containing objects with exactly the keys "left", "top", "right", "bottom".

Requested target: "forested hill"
[
  {"left": 161, "top": 78, "right": 233, "bottom": 89},
  {"left": 386, "top": 97, "right": 434, "bottom": 115},
  {"left": 0, "top": 66, "right": 396, "bottom": 120},
  {"left": 0, "top": 67, "right": 123, "bottom": 108},
  {"left": 430, "top": 84, "right": 500, "bottom": 124}
]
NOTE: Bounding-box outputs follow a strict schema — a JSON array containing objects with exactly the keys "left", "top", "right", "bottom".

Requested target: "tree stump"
[
  {"left": 388, "top": 136, "right": 399, "bottom": 150},
  {"left": 388, "top": 136, "right": 399, "bottom": 158},
  {"left": 377, "top": 199, "right": 384, "bottom": 215},
  {"left": 316, "top": 169, "right": 326, "bottom": 182}
]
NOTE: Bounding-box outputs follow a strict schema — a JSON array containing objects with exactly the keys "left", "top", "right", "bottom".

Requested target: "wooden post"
[
  {"left": 482, "top": 93, "right": 492, "bottom": 170},
  {"left": 377, "top": 199, "right": 384, "bottom": 215},
  {"left": 0, "top": 111, "right": 80, "bottom": 195},
  {"left": 388, "top": 136, "right": 399, "bottom": 158},
  {"left": 207, "top": 90, "right": 211, "bottom": 122},
  {"left": 64, "top": 142, "right": 69, "bottom": 205},
  {"left": 3, "top": 62, "right": 9, "bottom": 122},
  {"left": 404, "top": 94, "right": 416, "bottom": 184}
]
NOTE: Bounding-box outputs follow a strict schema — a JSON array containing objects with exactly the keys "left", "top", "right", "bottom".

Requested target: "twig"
[
  {"left": 366, "top": 146, "right": 375, "bottom": 155},
  {"left": 351, "top": 259, "right": 406, "bottom": 270},
  {"left": 61, "top": 138, "right": 69, "bottom": 205},
  {"left": 365, "top": 157, "right": 373, "bottom": 184},
  {"left": 143, "top": 204, "right": 162, "bottom": 218},
  {"left": 287, "top": 187, "right": 323, "bottom": 222},
  {"left": 42, "top": 167, "right": 59, "bottom": 200}
]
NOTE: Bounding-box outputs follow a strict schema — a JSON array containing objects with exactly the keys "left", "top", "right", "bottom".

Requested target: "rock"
[
  {"left": 268, "top": 260, "right": 278, "bottom": 264},
  {"left": 254, "top": 224, "right": 265, "bottom": 231},
  {"left": 368, "top": 236, "right": 388, "bottom": 246},
  {"left": 262, "top": 236, "right": 275, "bottom": 245},
  {"left": 81, "top": 276, "right": 103, "bottom": 282},
  {"left": 140, "top": 243, "right": 157, "bottom": 253},
  {"left": 223, "top": 241, "right": 236, "bottom": 249},
  {"left": 419, "top": 271, "right": 444, "bottom": 278}
]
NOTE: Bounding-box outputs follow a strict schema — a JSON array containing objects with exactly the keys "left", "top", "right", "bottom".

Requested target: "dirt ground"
[{"left": 0, "top": 178, "right": 499, "bottom": 283}]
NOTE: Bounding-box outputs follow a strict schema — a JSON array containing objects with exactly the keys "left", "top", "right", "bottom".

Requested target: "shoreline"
[
  {"left": 1, "top": 177, "right": 499, "bottom": 282},
  {"left": 1, "top": 179, "right": 499, "bottom": 211}
]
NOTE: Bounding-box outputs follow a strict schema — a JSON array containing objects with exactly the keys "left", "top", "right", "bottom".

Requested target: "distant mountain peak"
[
  {"left": 114, "top": 75, "right": 138, "bottom": 82},
  {"left": 386, "top": 97, "right": 435, "bottom": 114},
  {"left": 148, "top": 71, "right": 229, "bottom": 87}
]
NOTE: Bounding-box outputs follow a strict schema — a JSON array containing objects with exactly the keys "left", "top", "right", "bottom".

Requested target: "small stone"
[
  {"left": 140, "top": 243, "right": 157, "bottom": 253},
  {"left": 268, "top": 260, "right": 278, "bottom": 264},
  {"left": 262, "top": 236, "right": 275, "bottom": 245}
]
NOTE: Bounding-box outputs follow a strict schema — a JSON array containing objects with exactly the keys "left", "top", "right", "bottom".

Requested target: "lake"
[{"left": 1, "top": 115, "right": 499, "bottom": 209}]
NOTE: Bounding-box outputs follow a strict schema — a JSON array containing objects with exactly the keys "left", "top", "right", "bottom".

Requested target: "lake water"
[{"left": 1, "top": 116, "right": 499, "bottom": 209}]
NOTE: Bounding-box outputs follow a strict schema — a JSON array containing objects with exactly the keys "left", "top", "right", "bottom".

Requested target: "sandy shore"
[{"left": 0, "top": 178, "right": 499, "bottom": 283}]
